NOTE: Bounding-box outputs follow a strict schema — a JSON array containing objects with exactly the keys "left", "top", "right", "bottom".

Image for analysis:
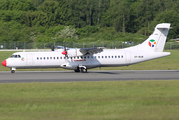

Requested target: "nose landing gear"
[{"left": 11, "top": 68, "right": 16, "bottom": 73}]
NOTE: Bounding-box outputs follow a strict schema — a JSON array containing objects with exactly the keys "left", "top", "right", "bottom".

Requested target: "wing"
[
  {"left": 79, "top": 47, "right": 104, "bottom": 55},
  {"left": 62, "top": 47, "right": 105, "bottom": 57}
]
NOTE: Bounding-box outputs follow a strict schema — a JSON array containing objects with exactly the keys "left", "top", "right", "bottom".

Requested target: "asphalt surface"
[{"left": 0, "top": 70, "right": 179, "bottom": 83}]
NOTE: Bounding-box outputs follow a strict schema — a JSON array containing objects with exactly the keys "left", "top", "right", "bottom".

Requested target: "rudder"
[{"left": 140, "top": 23, "right": 171, "bottom": 52}]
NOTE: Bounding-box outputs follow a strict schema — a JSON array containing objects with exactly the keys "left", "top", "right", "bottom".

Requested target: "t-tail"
[
  {"left": 125, "top": 23, "right": 171, "bottom": 52},
  {"left": 140, "top": 23, "right": 171, "bottom": 52}
]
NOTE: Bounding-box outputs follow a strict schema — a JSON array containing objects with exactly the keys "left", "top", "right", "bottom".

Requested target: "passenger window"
[
  {"left": 98, "top": 56, "right": 100, "bottom": 58},
  {"left": 91, "top": 56, "right": 93, "bottom": 58},
  {"left": 15, "top": 55, "right": 17, "bottom": 58},
  {"left": 54, "top": 57, "right": 55, "bottom": 59},
  {"left": 57, "top": 57, "right": 59, "bottom": 59},
  {"left": 121, "top": 56, "right": 123, "bottom": 58},
  {"left": 44, "top": 57, "right": 45, "bottom": 60},
  {"left": 50, "top": 57, "right": 52, "bottom": 59},
  {"left": 87, "top": 56, "right": 89, "bottom": 59},
  {"left": 60, "top": 57, "right": 62, "bottom": 59},
  {"left": 105, "top": 56, "right": 107, "bottom": 58},
  {"left": 112, "top": 56, "right": 113, "bottom": 58},
  {"left": 18, "top": 55, "right": 21, "bottom": 58},
  {"left": 102, "top": 56, "right": 103, "bottom": 58},
  {"left": 108, "top": 56, "right": 110, "bottom": 58},
  {"left": 84, "top": 56, "right": 86, "bottom": 59},
  {"left": 37, "top": 57, "right": 39, "bottom": 60},
  {"left": 40, "top": 57, "right": 42, "bottom": 60},
  {"left": 81, "top": 56, "right": 83, "bottom": 59},
  {"left": 115, "top": 56, "right": 117, "bottom": 58},
  {"left": 47, "top": 57, "right": 49, "bottom": 59},
  {"left": 118, "top": 56, "right": 120, "bottom": 58}
]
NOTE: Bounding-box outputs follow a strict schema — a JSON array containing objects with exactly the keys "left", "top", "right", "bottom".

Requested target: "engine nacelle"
[{"left": 66, "top": 49, "right": 84, "bottom": 57}]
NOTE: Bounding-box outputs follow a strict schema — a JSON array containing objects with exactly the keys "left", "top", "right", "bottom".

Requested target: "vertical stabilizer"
[{"left": 139, "top": 23, "right": 171, "bottom": 52}]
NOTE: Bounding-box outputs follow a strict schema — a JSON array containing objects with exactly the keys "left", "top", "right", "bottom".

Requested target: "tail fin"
[{"left": 139, "top": 23, "right": 171, "bottom": 52}]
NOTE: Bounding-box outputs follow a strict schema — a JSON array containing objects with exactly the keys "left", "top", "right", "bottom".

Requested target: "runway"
[{"left": 0, "top": 70, "right": 179, "bottom": 83}]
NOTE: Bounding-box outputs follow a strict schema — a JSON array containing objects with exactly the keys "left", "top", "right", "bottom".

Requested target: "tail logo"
[{"left": 148, "top": 39, "right": 156, "bottom": 47}]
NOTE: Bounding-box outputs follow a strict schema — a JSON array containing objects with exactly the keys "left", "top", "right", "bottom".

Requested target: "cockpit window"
[{"left": 10, "top": 55, "right": 21, "bottom": 58}]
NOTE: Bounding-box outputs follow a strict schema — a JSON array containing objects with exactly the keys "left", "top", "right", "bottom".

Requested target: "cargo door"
[
  {"left": 125, "top": 52, "right": 131, "bottom": 64},
  {"left": 26, "top": 54, "right": 33, "bottom": 65}
]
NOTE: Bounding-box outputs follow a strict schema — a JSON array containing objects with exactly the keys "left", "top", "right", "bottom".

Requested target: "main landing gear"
[
  {"left": 74, "top": 69, "right": 80, "bottom": 72},
  {"left": 74, "top": 66, "right": 87, "bottom": 73},
  {"left": 81, "top": 67, "right": 87, "bottom": 73}
]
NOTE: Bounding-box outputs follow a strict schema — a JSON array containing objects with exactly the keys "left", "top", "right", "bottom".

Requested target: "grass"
[
  {"left": 0, "top": 50, "right": 179, "bottom": 71},
  {"left": 0, "top": 81, "right": 179, "bottom": 120}
]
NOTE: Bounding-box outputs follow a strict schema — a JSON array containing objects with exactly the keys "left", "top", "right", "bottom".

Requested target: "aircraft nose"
[{"left": 2, "top": 60, "right": 6, "bottom": 67}]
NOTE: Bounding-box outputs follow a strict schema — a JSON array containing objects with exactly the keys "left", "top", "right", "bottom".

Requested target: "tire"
[
  {"left": 81, "top": 68, "right": 87, "bottom": 73},
  {"left": 74, "top": 70, "right": 80, "bottom": 72}
]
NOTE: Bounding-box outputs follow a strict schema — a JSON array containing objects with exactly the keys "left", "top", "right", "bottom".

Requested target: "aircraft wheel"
[
  {"left": 11, "top": 70, "right": 15, "bottom": 73},
  {"left": 81, "top": 68, "right": 87, "bottom": 73},
  {"left": 74, "top": 69, "right": 80, "bottom": 72}
]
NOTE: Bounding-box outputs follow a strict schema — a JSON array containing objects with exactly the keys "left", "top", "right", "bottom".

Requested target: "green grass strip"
[{"left": 0, "top": 81, "right": 179, "bottom": 120}]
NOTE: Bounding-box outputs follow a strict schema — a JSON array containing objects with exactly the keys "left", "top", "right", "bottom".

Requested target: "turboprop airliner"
[{"left": 2, "top": 23, "right": 171, "bottom": 73}]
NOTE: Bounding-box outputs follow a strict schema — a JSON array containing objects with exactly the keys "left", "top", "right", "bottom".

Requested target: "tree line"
[{"left": 0, "top": 0, "right": 179, "bottom": 44}]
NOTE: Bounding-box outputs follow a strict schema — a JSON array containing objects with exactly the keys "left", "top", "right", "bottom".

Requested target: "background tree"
[
  {"left": 104, "top": 0, "right": 129, "bottom": 32},
  {"left": 0, "top": 0, "right": 179, "bottom": 44}
]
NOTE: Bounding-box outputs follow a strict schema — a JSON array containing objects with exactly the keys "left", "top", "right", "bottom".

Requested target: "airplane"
[{"left": 2, "top": 23, "right": 171, "bottom": 73}]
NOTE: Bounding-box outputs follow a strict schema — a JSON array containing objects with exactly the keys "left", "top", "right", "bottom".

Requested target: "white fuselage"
[{"left": 5, "top": 49, "right": 170, "bottom": 70}]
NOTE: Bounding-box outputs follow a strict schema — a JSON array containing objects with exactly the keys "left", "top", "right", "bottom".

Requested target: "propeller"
[
  {"left": 50, "top": 43, "right": 54, "bottom": 51},
  {"left": 62, "top": 41, "right": 67, "bottom": 56}
]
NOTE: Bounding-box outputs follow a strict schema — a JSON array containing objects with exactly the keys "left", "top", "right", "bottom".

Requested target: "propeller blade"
[
  {"left": 50, "top": 43, "right": 54, "bottom": 51},
  {"left": 62, "top": 41, "right": 67, "bottom": 56},
  {"left": 64, "top": 41, "right": 66, "bottom": 51}
]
